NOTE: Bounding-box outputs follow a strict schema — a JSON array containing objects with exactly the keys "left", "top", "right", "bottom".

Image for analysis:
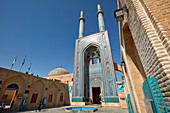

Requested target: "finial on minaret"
[
  {"left": 97, "top": 4, "right": 105, "bottom": 32},
  {"left": 97, "top": 4, "right": 101, "bottom": 11},
  {"left": 80, "top": 11, "right": 84, "bottom": 17},
  {"left": 78, "top": 11, "right": 85, "bottom": 38}
]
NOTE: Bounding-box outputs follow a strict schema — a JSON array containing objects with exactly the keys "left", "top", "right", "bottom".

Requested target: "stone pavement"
[{"left": 3, "top": 106, "right": 128, "bottom": 113}]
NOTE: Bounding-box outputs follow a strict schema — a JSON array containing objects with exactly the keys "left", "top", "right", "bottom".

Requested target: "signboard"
[
  {"left": 17, "top": 94, "right": 24, "bottom": 99},
  {"left": 19, "top": 97, "right": 28, "bottom": 111},
  {"left": 69, "top": 86, "right": 72, "bottom": 93},
  {"left": 117, "top": 83, "right": 124, "bottom": 92},
  {"left": 42, "top": 97, "right": 47, "bottom": 109},
  {"left": 142, "top": 78, "right": 168, "bottom": 113}
]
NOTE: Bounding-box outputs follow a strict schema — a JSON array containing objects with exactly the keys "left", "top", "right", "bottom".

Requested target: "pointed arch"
[
  {"left": 0, "top": 75, "right": 26, "bottom": 109},
  {"left": 82, "top": 43, "right": 102, "bottom": 53},
  {"left": 46, "top": 83, "right": 57, "bottom": 106},
  {"left": 80, "top": 43, "right": 104, "bottom": 98},
  {"left": 1, "top": 75, "right": 26, "bottom": 92},
  {"left": 27, "top": 80, "right": 44, "bottom": 108}
]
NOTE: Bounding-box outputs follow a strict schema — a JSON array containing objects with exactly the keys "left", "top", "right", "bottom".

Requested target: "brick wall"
[{"left": 118, "top": 0, "right": 170, "bottom": 112}]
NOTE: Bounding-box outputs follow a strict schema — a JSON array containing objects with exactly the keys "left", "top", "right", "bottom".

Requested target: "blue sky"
[{"left": 0, "top": 0, "right": 122, "bottom": 80}]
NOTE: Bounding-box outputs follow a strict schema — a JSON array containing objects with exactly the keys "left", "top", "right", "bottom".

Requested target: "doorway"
[
  {"left": 2, "top": 84, "right": 19, "bottom": 108},
  {"left": 92, "top": 87, "right": 101, "bottom": 104}
]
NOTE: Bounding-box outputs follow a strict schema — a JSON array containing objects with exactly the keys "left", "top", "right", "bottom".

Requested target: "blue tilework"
[
  {"left": 142, "top": 78, "right": 168, "bottom": 113},
  {"left": 104, "top": 98, "right": 119, "bottom": 103},
  {"left": 72, "top": 98, "right": 83, "bottom": 102}
]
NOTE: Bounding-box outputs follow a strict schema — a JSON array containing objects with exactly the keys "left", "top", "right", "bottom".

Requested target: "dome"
[{"left": 48, "top": 68, "right": 69, "bottom": 76}]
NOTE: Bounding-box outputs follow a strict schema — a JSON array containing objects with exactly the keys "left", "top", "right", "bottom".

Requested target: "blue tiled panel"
[
  {"left": 72, "top": 98, "right": 83, "bottom": 102},
  {"left": 89, "top": 64, "right": 102, "bottom": 74},
  {"left": 104, "top": 98, "right": 119, "bottom": 103},
  {"left": 72, "top": 98, "right": 90, "bottom": 102}
]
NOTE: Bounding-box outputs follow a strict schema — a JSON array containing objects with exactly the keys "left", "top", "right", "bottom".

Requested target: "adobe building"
[
  {"left": 116, "top": 0, "right": 170, "bottom": 112},
  {"left": 44, "top": 68, "right": 73, "bottom": 104},
  {"left": 0, "top": 67, "right": 69, "bottom": 111},
  {"left": 71, "top": 4, "right": 127, "bottom": 107}
]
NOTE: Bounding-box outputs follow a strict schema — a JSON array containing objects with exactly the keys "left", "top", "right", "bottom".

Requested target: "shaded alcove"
[
  {"left": 123, "top": 23, "right": 147, "bottom": 113},
  {"left": 123, "top": 23, "right": 146, "bottom": 79},
  {"left": 83, "top": 45, "right": 101, "bottom": 98}
]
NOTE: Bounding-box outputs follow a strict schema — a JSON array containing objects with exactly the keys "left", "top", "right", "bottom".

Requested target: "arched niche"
[
  {"left": 0, "top": 75, "right": 26, "bottom": 109},
  {"left": 27, "top": 80, "right": 44, "bottom": 108},
  {"left": 83, "top": 45, "right": 101, "bottom": 98}
]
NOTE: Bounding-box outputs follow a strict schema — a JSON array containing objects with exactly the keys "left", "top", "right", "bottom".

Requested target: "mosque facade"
[{"left": 72, "top": 5, "right": 120, "bottom": 106}]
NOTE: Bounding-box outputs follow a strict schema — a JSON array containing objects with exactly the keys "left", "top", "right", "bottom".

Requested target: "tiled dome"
[{"left": 48, "top": 68, "right": 69, "bottom": 76}]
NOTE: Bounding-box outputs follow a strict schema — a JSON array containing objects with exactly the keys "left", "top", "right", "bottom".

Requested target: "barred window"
[
  {"left": 48, "top": 94, "right": 53, "bottom": 102},
  {"left": 31, "top": 93, "right": 38, "bottom": 103},
  {"left": 2, "top": 94, "right": 8, "bottom": 99}
]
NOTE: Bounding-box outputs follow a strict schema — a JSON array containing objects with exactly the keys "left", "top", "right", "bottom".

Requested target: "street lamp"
[
  {"left": 121, "top": 61, "right": 126, "bottom": 67},
  {"left": 114, "top": 8, "right": 124, "bottom": 22},
  {"left": 114, "top": 5, "right": 128, "bottom": 22}
]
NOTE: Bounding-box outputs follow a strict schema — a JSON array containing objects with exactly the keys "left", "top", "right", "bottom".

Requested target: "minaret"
[
  {"left": 78, "top": 11, "right": 85, "bottom": 38},
  {"left": 97, "top": 4, "right": 106, "bottom": 32}
]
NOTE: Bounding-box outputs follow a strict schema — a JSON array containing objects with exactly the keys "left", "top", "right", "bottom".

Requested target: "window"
[
  {"left": 2, "top": 94, "right": 8, "bottom": 99},
  {"left": 48, "top": 94, "right": 53, "bottom": 102},
  {"left": 93, "top": 58, "right": 97, "bottom": 64},
  {"left": 60, "top": 93, "right": 63, "bottom": 102},
  {"left": 31, "top": 93, "right": 38, "bottom": 103}
]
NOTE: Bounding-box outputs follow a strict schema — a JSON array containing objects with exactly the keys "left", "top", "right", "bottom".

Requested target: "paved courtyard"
[{"left": 4, "top": 106, "right": 128, "bottom": 113}]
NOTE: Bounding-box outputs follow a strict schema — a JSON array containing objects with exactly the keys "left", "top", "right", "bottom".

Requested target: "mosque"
[
  {"left": 1, "top": 1, "right": 169, "bottom": 112},
  {"left": 0, "top": 4, "right": 126, "bottom": 111},
  {"left": 45, "top": 4, "right": 125, "bottom": 107}
]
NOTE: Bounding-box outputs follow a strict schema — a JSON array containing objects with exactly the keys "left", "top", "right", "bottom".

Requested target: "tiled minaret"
[
  {"left": 97, "top": 4, "right": 105, "bottom": 32},
  {"left": 79, "top": 11, "right": 85, "bottom": 38}
]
